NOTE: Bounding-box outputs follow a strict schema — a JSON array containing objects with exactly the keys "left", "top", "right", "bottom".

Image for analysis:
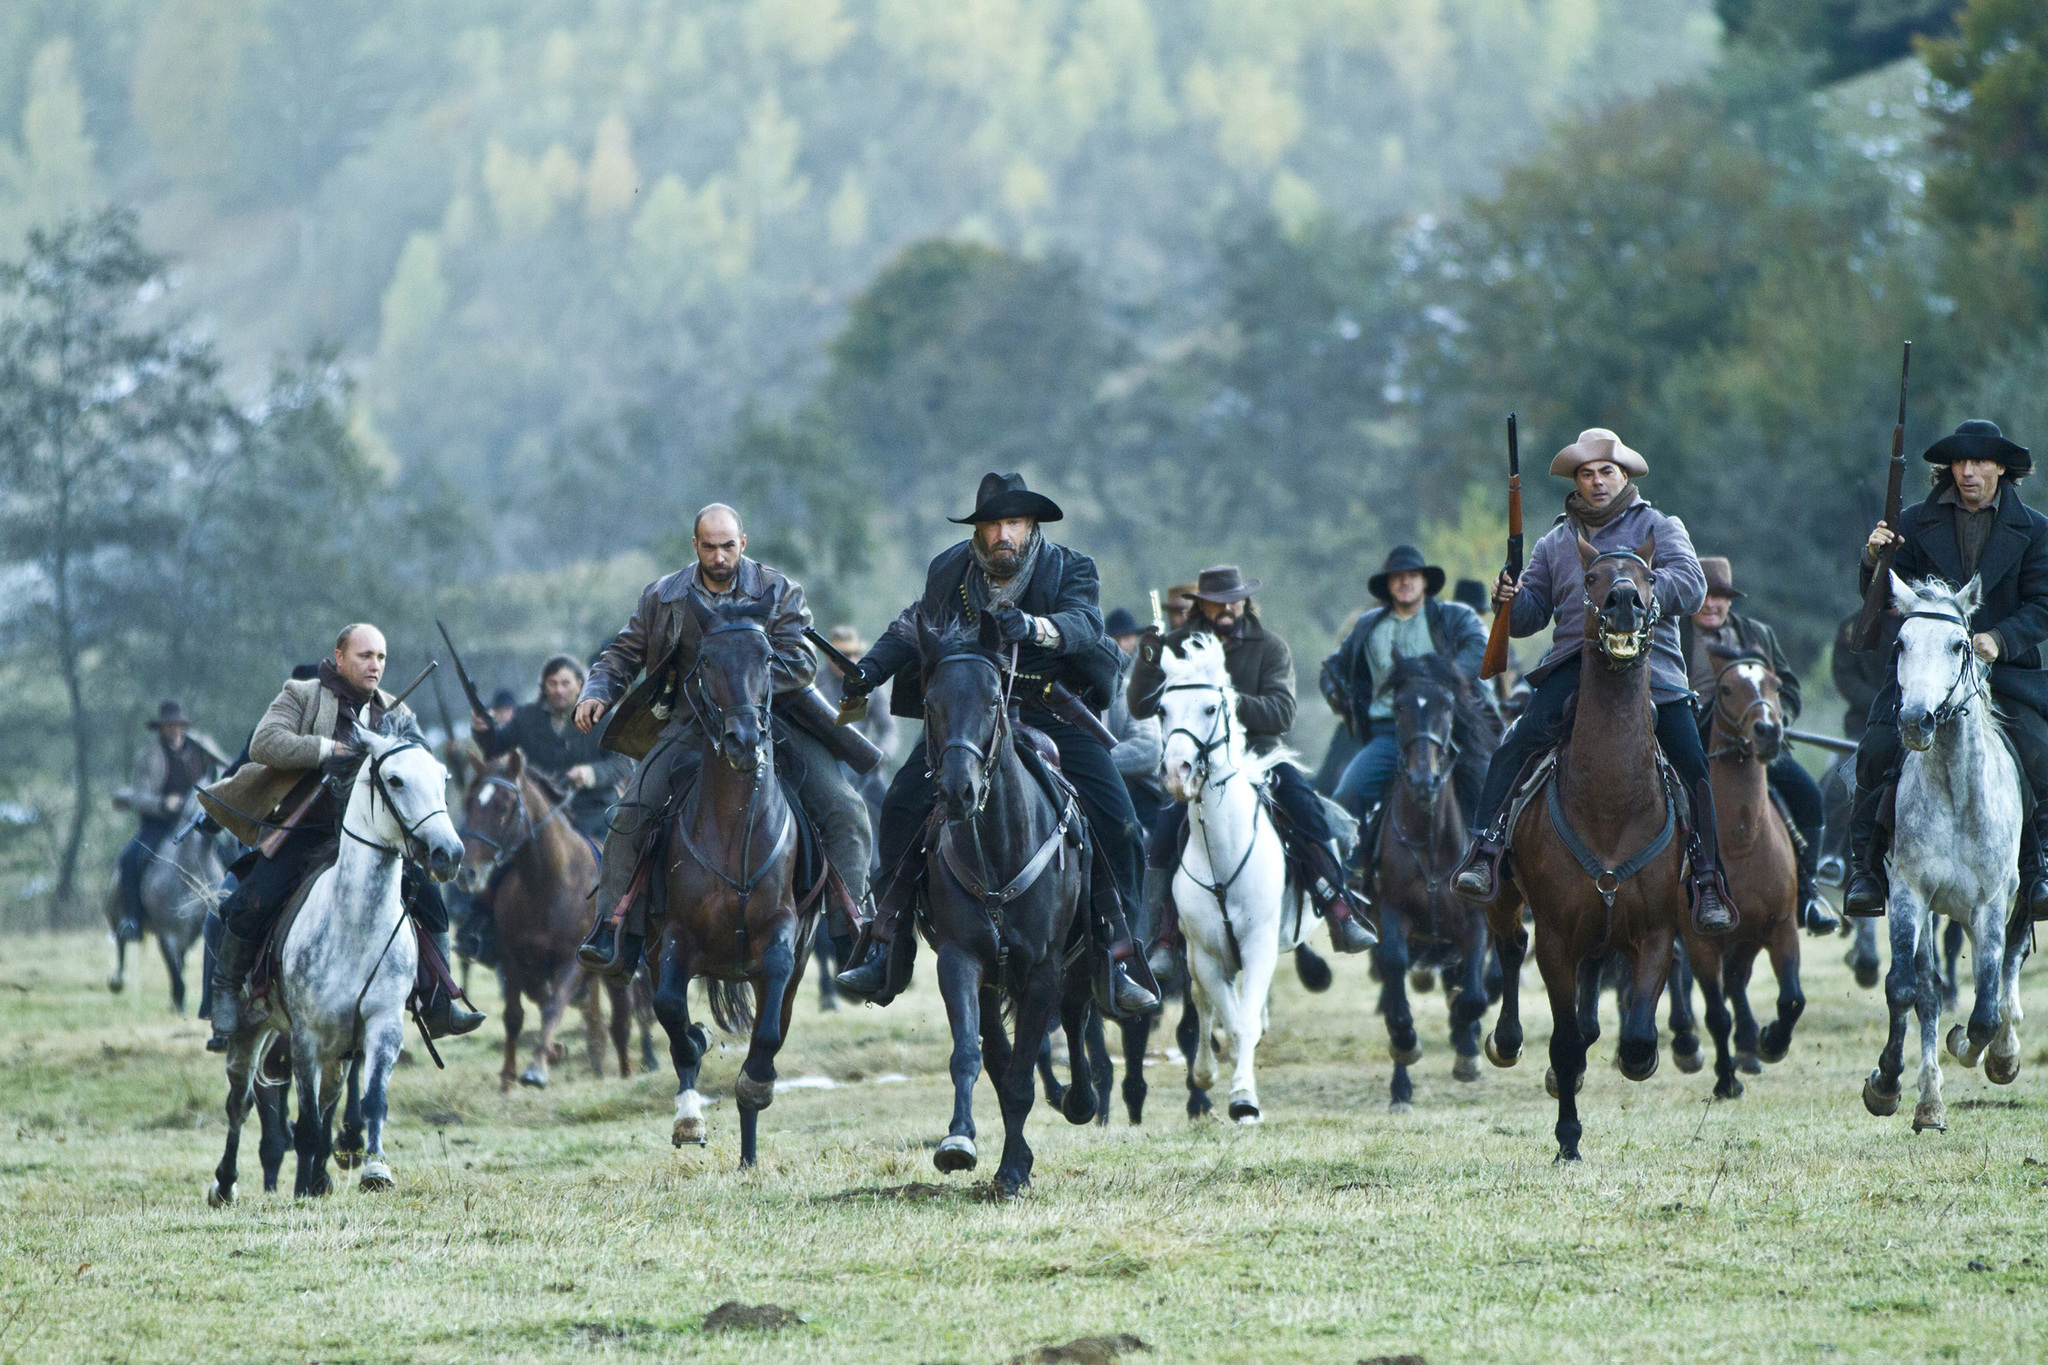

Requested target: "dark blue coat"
[
  {"left": 1321, "top": 599, "right": 1487, "bottom": 741},
  {"left": 1860, "top": 483, "right": 2048, "bottom": 719},
  {"left": 865, "top": 539, "right": 1121, "bottom": 718}
]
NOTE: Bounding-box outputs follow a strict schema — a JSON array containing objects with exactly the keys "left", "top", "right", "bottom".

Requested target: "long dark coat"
[{"left": 1323, "top": 599, "right": 1487, "bottom": 742}]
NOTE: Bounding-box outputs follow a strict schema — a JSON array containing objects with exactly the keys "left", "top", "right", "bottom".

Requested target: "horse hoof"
[
  {"left": 519, "top": 1067, "right": 548, "bottom": 1089},
  {"left": 1389, "top": 1040, "right": 1422, "bottom": 1066},
  {"left": 107, "top": 976, "right": 124, "bottom": 994},
  {"left": 1543, "top": 1067, "right": 1582, "bottom": 1098},
  {"left": 1485, "top": 1032, "right": 1521, "bottom": 1068},
  {"left": 993, "top": 1174, "right": 1028, "bottom": 1201},
  {"left": 934, "top": 1135, "right": 978, "bottom": 1173},
  {"left": 1757, "top": 1034, "right": 1790, "bottom": 1065},
  {"left": 1852, "top": 964, "right": 1881, "bottom": 990},
  {"left": 672, "top": 1118, "right": 706, "bottom": 1147},
  {"left": 1186, "top": 1092, "right": 1214, "bottom": 1120},
  {"left": 1619, "top": 1050, "right": 1659, "bottom": 1083},
  {"left": 1714, "top": 1076, "right": 1745, "bottom": 1101},
  {"left": 1387, "top": 1100, "right": 1414, "bottom": 1115},
  {"left": 1912, "top": 1100, "right": 1947, "bottom": 1134},
  {"left": 358, "top": 1161, "right": 394, "bottom": 1192},
  {"left": 1554, "top": 1147, "right": 1582, "bottom": 1163},
  {"left": 1944, "top": 1025, "right": 1976, "bottom": 1067},
  {"left": 1453, "top": 1053, "right": 1481, "bottom": 1083},
  {"left": 332, "top": 1144, "right": 364, "bottom": 1172},
  {"left": 1862, "top": 1070, "right": 1900, "bottom": 1117},
  {"left": 733, "top": 1073, "right": 775, "bottom": 1110},
  {"left": 206, "top": 1179, "right": 234, "bottom": 1208},
  {"left": 1985, "top": 1051, "right": 2021, "bottom": 1086},
  {"left": 1736, "top": 1053, "right": 1763, "bottom": 1076},
  {"left": 1672, "top": 1040, "right": 1704, "bottom": 1074},
  {"left": 1060, "top": 1085, "right": 1097, "bottom": 1126},
  {"left": 1228, "top": 1095, "right": 1261, "bottom": 1123},
  {"left": 1409, "top": 969, "right": 1436, "bottom": 993}
]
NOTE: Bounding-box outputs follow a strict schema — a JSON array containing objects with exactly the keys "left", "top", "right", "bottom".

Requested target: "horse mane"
[{"left": 1388, "top": 653, "right": 1492, "bottom": 753}]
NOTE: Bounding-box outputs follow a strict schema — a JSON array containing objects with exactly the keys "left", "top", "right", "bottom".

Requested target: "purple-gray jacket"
[{"left": 1508, "top": 497, "right": 1707, "bottom": 703}]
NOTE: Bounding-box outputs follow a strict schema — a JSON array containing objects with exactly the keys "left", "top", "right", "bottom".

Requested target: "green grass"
[{"left": 0, "top": 929, "right": 2044, "bottom": 1364}]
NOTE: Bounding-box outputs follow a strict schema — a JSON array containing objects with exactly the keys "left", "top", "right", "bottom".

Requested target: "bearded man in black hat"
[
  {"left": 1322, "top": 545, "right": 1489, "bottom": 903},
  {"left": 1128, "top": 564, "right": 1380, "bottom": 959},
  {"left": 832, "top": 473, "right": 1160, "bottom": 1015},
  {"left": 1846, "top": 420, "right": 2048, "bottom": 921},
  {"left": 111, "top": 701, "right": 229, "bottom": 943}
]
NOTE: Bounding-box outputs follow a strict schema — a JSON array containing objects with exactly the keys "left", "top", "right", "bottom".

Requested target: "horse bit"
[
  {"left": 1581, "top": 547, "right": 1662, "bottom": 670},
  {"left": 1703, "top": 655, "right": 1780, "bottom": 763},
  {"left": 1898, "top": 608, "right": 1985, "bottom": 730}
]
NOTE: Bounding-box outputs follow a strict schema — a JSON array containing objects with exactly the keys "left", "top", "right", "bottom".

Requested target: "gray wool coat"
[{"left": 1507, "top": 496, "right": 1707, "bottom": 703}]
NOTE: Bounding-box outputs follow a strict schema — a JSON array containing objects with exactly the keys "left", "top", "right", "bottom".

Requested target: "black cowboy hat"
[
  {"left": 1189, "top": 565, "right": 1260, "bottom": 604},
  {"left": 1923, "top": 419, "right": 2031, "bottom": 474},
  {"left": 1104, "top": 607, "right": 1142, "bottom": 636},
  {"left": 146, "top": 699, "right": 190, "bottom": 729},
  {"left": 1453, "top": 577, "right": 1489, "bottom": 614},
  {"left": 489, "top": 687, "right": 518, "bottom": 710},
  {"left": 948, "top": 471, "right": 1064, "bottom": 524},
  {"left": 1368, "top": 545, "right": 1445, "bottom": 603}
]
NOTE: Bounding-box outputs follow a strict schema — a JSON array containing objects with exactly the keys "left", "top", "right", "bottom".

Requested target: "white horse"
[
  {"left": 1155, "top": 632, "right": 1307, "bottom": 1123},
  {"left": 1864, "top": 575, "right": 2033, "bottom": 1134},
  {"left": 209, "top": 724, "right": 462, "bottom": 1202}
]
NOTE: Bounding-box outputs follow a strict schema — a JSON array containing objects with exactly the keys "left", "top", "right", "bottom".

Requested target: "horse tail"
[{"left": 705, "top": 979, "right": 756, "bottom": 1034}]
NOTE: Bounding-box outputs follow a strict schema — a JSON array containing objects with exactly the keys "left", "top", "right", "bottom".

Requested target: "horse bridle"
[
  {"left": 1898, "top": 608, "right": 1985, "bottom": 730},
  {"left": 1582, "top": 548, "right": 1662, "bottom": 671},
  {"left": 340, "top": 740, "right": 448, "bottom": 863},
  {"left": 681, "top": 619, "right": 775, "bottom": 771},
  {"left": 923, "top": 646, "right": 1018, "bottom": 819},
  {"left": 1704, "top": 655, "right": 1781, "bottom": 762},
  {"left": 460, "top": 772, "right": 577, "bottom": 875},
  {"left": 1159, "top": 678, "right": 1266, "bottom": 929},
  {"left": 1395, "top": 685, "right": 1459, "bottom": 800},
  {"left": 1161, "top": 681, "right": 1241, "bottom": 790}
]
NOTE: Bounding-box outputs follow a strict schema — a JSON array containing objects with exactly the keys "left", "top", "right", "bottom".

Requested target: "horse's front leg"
[
  {"left": 1054, "top": 985, "right": 1094, "bottom": 1126},
  {"left": 1757, "top": 917, "right": 1805, "bottom": 1064},
  {"left": 1536, "top": 932, "right": 1587, "bottom": 1161},
  {"left": 1374, "top": 908, "right": 1419, "bottom": 1108},
  {"left": 357, "top": 1016, "right": 405, "bottom": 1191},
  {"left": 1847, "top": 917, "right": 1883, "bottom": 989},
  {"left": 735, "top": 929, "right": 799, "bottom": 1170},
  {"left": 1446, "top": 910, "right": 1488, "bottom": 1083},
  {"left": 525, "top": 964, "right": 577, "bottom": 1089},
  {"left": 208, "top": 1034, "right": 260, "bottom": 1207},
  {"left": 932, "top": 940, "right": 985, "bottom": 1173},
  {"left": 995, "top": 959, "right": 1060, "bottom": 1197},
  {"left": 1226, "top": 919, "right": 1278, "bottom": 1123},
  {"left": 1485, "top": 894, "right": 1528, "bottom": 1067},
  {"left": 1985, "top": 913, "right": 2029, "bottom": 1085},
  {"left": 256, "top": 1056, "right": 291, "bottom": 1193},
  {"left": 1864, "top": 896, "right": 1921, "bottom": 1117},
  {"left": 650, "top": 936, "right": 708, "bottom": 1147},
  {"left": 1616, "top": 931, "right": 1670, "bottom": 1083},
  {"left": 159, "top": 933, "right": 188, "bottom": 1015},
  {"left": 334, "top": 1056, "right": 365, "bottom": 1171},
  {"left": 1665, "top": 943, "right": 1702, "bottom": 1072},
  {"left": 290, "top": 1031, "right": 335, "bottom": 1198},
  {"left": 1950, "top": 901, "right": 2009, "bottom": 1068},
  {"left": 604, "top": 978, "right": 634, "bottom": 1077},
  {"left": 1909, "top": 909, "right": 1948, "bottom": 1133},
  {"left": 1574, "top": 954, "right": 1604, "bottom": 1050},
  {"left": 1690, "top": 944, "right": 1739, "bottom": 1100},
  {"left": 1182, "top": 929, "right": 1230, "bottom": 1097},
  {"left": 1725, "top": 945, "right": 1764, "bottom": 1073},
  {"left": 577, "top": 968, "right": 608, "bottom": 1078},
  {"left": 1083, "top": 1005, "right": 1112, "bottom": 1127},
  {"left": 499, "top": 970, "right": 525, "bottom": 1093},
  {"left": 1119, "top": 1013, "right": 1152, "bottom": 1124}
]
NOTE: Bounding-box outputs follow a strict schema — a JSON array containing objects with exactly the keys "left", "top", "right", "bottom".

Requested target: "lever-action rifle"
[
  {"left": 435, "top": 619, "right": 490, "bottom": 725},
  {"left": 1479, "top": 413, "right": 1522, "bottom": 681},
  {"left": 1854, "top": 342, "right": 1912, "bottom": 650}
]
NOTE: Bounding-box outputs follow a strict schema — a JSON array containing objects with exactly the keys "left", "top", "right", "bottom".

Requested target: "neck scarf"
[
  {"left": 967, "top": 526, "right": 1044, "bottom": 614},
  {"left": 1565, "top": 483, "right": 1642, "bottom": 533},
  {"left": 318, "top": 659, "right": 381, "bottom": 739}
]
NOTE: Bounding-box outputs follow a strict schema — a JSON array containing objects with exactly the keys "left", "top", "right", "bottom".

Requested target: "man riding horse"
[
  {"left": 1129, "top": 564, "right": 1380, "bottom": 958},
  {"left": 474, "top": 655, "right": 630, "bottom": 846},
  {"left": 112, "top": 700, "right": 228, "bottom": 944},
  {"left": 573, "top": 503, "right": 874, "bottom": 977},
  {"left": 1322, "top": 545, "right": 1490, "bottom": 906},
  {"left": 1681, "top": 557, "right": 1839, "bottom": 935},
  {"left": 1451, "top": 428, "right": 1738, "bottom": 935},
  {"left": 831, "top": 472, "right": 1160, "bottom": 1015},
  {"left": 1845, "top": 420, "right": 2048, "bottom": 922},
  {"left": 201, "top": 624, "right": 486, "bottom": 1050}
]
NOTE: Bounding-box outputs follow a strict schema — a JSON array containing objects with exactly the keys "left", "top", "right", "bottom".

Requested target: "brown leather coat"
[
  {"left": 581, "top": 557, "right": 815, "bottom": 759},
  {"left": 1127, "top": 612, "right": 1298, "bottom": 754}
]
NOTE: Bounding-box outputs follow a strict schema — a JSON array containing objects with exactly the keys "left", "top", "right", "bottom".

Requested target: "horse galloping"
[
  {"left": 1484, "top": 537, "right": 1689, "bottom": 1161},
  {"left": 1370, "top": 655, "right": 1499, "bottom": 1111},
  {"left": 105, "top": 790, "right": 233, "bottom": 1012},
  {"left": 1685, "top": 651, "right": 1803, "bottom": 1098},
  {"left": 1864, "top": 575, "right": 2033, "bottom": 1133},
  {"left": 208, "top": 724, "right": 463, "bottom": 1202},
  {"left": 458, "top": 751, "right": 637, "bottom": 1090}
]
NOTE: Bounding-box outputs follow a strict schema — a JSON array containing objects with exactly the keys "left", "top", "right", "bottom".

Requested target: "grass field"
[{"left": 0, "top": 927, "right": 2043, "bottom": 1365}]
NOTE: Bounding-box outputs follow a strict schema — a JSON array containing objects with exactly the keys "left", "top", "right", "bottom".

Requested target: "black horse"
[{"left": 916, "top": 616, "right": 1096, "bottom": 1197}]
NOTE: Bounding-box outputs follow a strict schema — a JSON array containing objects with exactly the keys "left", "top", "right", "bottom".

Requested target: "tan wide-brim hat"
[
  {"left": 1551, "top": 428, "right": 1648, "bottom": 477},
  {"left": 1699, "top": 556, "right": 1743, "bottom": 599}
]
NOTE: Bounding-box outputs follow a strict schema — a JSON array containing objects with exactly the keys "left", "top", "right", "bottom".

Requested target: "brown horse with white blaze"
[
  {"left": 1484, "top": 535, "right": 1689, "bottom": 1161},
  {"left": 458, "top": 752, "right": 633, "bottom": 1090},
  {"left": 1686, "top": 650, "right": 1802, "bottom": 1098}
]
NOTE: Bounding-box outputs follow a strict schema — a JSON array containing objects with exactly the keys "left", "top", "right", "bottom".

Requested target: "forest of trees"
[{"left": 3, "top": 0, "right": 2045, "bottom": 922}]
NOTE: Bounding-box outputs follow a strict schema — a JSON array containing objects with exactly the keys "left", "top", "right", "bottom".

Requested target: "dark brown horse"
[
  {"left": 646, "top": 594, "right": 814, "bottom": 1169},
  {"left": 1484, "top": 536, "right": 1688, "bottom": 1160},
  {"left": 1371, "top": 654, "right": 1498, "bottom": 1110},
  {"left": 1686, "top": 650, "right": 1802, "bottom": 1098},
  {"left": 457, "top": 752, "right": 633, "bottom": 1090}
]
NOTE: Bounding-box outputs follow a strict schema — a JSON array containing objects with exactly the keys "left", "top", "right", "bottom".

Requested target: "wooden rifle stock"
[
  {"left": 1479, "top": 413, "right": 1522, "bottom": 681},
  {"left": 1854, "top": 341, "right": 1911, "bottom": 650}
]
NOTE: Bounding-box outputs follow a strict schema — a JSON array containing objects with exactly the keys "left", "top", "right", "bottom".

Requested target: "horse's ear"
[
  {"left": 1889, "top": 570, "right": 1918, "bottom": 615},
  {"left": 916, "top": 614, "right": 938, "bottom": 662},
  {"left": 1577, "top": 535, "right": 1598, "bottom": 569},
  {"left": 351, "top": 722, "right": 392, "bottom": 757},
  {"left": 1636, "top": 535, "right": 1655, "bottom": 567},
  {"left": 1956, "top": 575, "right": 1984, "bottom": 620},
  {"left": 685, "top": 594, "right": 718, "bottom": 633},
  {"left": 505, "top": 748, "right": 524, "bottom": 778}
]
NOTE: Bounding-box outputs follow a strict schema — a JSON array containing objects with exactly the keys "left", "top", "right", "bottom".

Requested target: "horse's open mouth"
[{"left": 1600, "top": 629, "right": 1645, "bottom": 662}]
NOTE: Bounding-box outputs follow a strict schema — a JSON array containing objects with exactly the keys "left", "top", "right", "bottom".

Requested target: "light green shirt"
[{"left": 1366, "top": 609, "right": 1434, "bottom": 719}]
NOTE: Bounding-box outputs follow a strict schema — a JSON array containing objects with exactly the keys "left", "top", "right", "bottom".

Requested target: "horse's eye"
[
  {"left": 389, "top": 776, "right": 405, "bottom": 788},
  {"left": 1720, "top": 686, "right": 1730, "bottom": 695},
  {"left": 1204, "top": 704, "right": 1217, "bottom": 715},
  {"left": 1953, "top": 640, "right": 1966, "bottom": 654}
]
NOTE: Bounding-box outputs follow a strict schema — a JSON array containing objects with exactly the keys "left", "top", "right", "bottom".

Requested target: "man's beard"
[
  {"left": 1201, "top": 611, "right": 1241, "bottom": 637},
  {"left": 982, "top": 544, "right": 1021, "bottom": 575},
  {"left": 701, "top": 561, "right": 736, "bottom": 586}
]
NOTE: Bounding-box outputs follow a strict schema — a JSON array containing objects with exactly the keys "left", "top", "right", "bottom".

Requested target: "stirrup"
[
  {"left": 1688, "top": 865, "right": 1738, "bottom": 935},
  {"left": 1452, "top": 825, "right": 1507, "bottom": 902},
  {"left": 1842, "top": 865, "right": 1887, "bottom": 918}
]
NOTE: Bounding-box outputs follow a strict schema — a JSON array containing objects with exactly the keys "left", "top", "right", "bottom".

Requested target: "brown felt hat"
[
  {"left": 1699, "top": 556, "right": 1743, "bottom": 599},
  {"left": 1551, "top": 427, "right": 1648, "bottom": 477}
]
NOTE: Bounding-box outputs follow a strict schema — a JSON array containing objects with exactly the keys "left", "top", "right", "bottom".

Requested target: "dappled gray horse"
[
  {"left": 1863, "top": 576, "right": 2033, "bottom": 1134},
  {"left": 104, "top": 790, "right": 234, "bottom": 1012},
  {"left": 209, "top": 725, "right": 462, "bottom": 1203}
]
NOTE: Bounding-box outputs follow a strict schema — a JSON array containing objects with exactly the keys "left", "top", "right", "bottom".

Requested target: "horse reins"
[
  {"left": 1161, "top": 676, "right": 1263, "bottom": 969},
  {"left": 339, "top": 741, "right": 450, "bottom": 864},
  {"left": 1898, "top": 608, "right": 1985, "bottom": 730}
]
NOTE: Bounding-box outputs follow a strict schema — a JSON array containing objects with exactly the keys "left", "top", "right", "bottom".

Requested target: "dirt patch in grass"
[
  {"left": 1007, "top": 1334, "right": 1151, "bottom": 1364},
  {"left": 702, "top": 1301, "right": 804, "bottom": 1332}
]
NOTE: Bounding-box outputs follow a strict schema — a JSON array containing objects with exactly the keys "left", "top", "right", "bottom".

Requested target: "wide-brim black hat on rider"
[
  {"left": 1453, "top": 577, "right": 1489, "bottom": 614},
  {"left": 1104, "top": 607, "right": 1142, "bottom": 636},
  {"left": 1189, "top": 565, "right": 1260, "bottom": 603},
  {"left": 146, "top": 699, "right": 189, "bottom": 729},
  {"left": 1368, "top": 545, "right": 1446, "bottom": 603},
  {"left": 1923, "top": 419, "right": 2030, "bottom": 475},
  {"left": 948, "top": 471, "right": 1064, "bottom": 524}
]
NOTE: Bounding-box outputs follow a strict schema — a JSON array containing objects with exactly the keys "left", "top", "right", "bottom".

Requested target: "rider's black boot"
[
  {"left": 1452, "top": 816, "right": 1510, "bottom": 902},
  {"left": 835, "top": 871, "right": 912, "bottom": 1000},
  {"left": 1140, "top": 866, "right": 1178, "bottom": 980},
  {"left": 1352, "top": 800, "right": 1386, "bottom": 912},
  {"left": 1795, "top": 825, "right": 1839, "bottom": 935},
  {"left": 1303, "top": 838, "right": 1375, "bottom": 954},
  {"left": 1685, "top": 778, "right": 1738, "bottom": 936},
  {"left": 418, "top": 930, "right": 487, "bottom": 1038},
  {"left": 2020, "top": 837, "right": 2048, "bottom": 922},
  {"left": 1842, "top": 783, "right": 1890, "bottom": 917},
  {"left": 205, "top": 927, "right": 262, "bottom": 1053}
]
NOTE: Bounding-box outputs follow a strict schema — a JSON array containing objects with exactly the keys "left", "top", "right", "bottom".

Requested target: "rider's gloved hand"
[
  {"left": 990, "top": 605, "right": 1035, "bottom": 645},
  {"left": 842, "top": 658, "right": 885, "bottom": 699},
  {"left": 1136, "top": 627, "right": 1164, "bottom": 667}
]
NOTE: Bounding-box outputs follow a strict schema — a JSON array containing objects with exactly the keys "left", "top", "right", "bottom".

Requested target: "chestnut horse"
[
  {"left": 1484, "top": 536, "right": 1688, "bottom": 1161},
  {"left": 457, "top": 752, "right": 637, "bottom": 1090},
  {"left": 1685, "top": 651, "right": 1802, "bottom": 1098}
]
